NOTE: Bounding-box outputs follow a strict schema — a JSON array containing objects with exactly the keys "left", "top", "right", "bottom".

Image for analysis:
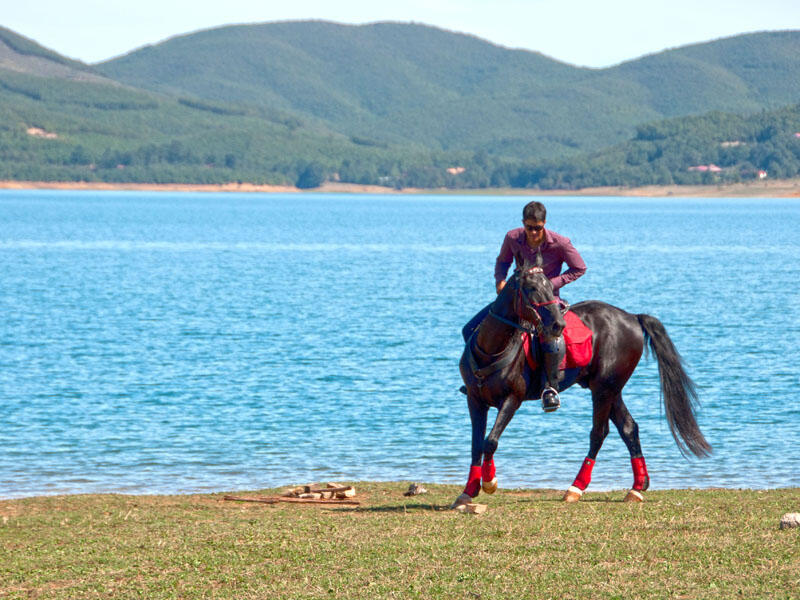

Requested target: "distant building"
[
  {"left": 26, "top": 127, "right": 58, "bottom": 139},
  {"left": 688, "top": 164, "right": 722, "bottom": 172},
  {"left": 446, "top": 167, "right": 466, "bottom": 175},
  {"left": 758, "top": 170, "right": 768, "bottom": 179}
]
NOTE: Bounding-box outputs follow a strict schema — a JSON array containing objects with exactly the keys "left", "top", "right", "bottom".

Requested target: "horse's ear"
[{"left": 535, "top": 250, "right": 543, "bottom": 268}]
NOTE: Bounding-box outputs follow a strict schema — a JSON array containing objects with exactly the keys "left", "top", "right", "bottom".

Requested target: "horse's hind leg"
[
  {"left": 452, "top": 394, "right": 488, "bottom": 508},
  {"left": 563, "top": 391, "right": 613, "bottom": 502},
  {"left": 610, "top": 397, "right": 650, "bottom": 502}
]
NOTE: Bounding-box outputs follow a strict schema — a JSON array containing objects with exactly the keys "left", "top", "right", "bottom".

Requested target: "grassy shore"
[
  {"left": 2, "top": 178, "right": 800, "bottom": 197},
  {"left": 2, "top": 483, "right": 798, "bottom": 599}
]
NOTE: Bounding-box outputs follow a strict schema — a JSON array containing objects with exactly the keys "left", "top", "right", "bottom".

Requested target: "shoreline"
[
  {"left": 3, "top": 480, "right": 798, "bottom": 503},
  {"left": 1, "top": 178, "right": 799, "bottom": 197},
  {"left": 4, "top": 478, "right": 794, "bottom": 501}
]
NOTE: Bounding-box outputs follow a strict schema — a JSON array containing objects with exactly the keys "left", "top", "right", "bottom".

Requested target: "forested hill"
[
  {"left": 97, "top": 22, "right": 800, "bottom": 158},
  {"left": 0, "top": 27, "right": 413, "bottom": 187},
  {"left": 0, "top": 26, "right": 96, "bottom": 74},
  {"left": 602, "top": 31, "right": 800, "bottom": 117},
  {"left": 96, "top": 21, "right": 601, "bottom": 158},
  {"left": 2, "top": 22, "right": 800, "bottom": 189}
]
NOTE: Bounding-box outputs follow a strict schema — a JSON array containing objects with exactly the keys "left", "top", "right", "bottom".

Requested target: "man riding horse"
[
  {"left": 462, "top": 201, "right": 586, "bottom": 412},
  {"left": 454, "top": 202, "right": 709, "bottom": 508}
]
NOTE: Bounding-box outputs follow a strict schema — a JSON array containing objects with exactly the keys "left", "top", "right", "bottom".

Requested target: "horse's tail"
[{"left": 637, "top": 314, "right": 711, "bottom": 458}]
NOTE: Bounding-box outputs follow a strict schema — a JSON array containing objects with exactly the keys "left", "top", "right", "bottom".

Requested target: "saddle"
[{"left": 522, "top": 310, "right": 593, "bottom": 371}]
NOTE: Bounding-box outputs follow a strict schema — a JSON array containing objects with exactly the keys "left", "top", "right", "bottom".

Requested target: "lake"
[{"left": 1, "top": 191, "right": 798, "bottom": 498}]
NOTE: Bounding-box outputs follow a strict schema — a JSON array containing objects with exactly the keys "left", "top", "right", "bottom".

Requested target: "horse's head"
[{"left": 514, "top": 256, "right": 566, "bottom": 340}]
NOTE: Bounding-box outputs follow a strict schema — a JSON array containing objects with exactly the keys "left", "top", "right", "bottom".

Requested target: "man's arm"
[
  {"left": 550, "top": 238, "right": 586, "bottom": 292},
  {"left": 494, "top": 233, "right": 514, "bottom": 293}
]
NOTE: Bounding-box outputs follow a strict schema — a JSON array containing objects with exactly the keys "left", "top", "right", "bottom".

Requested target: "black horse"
[{"left": 454, "top": 258, "right": 710, "bottom": 508}]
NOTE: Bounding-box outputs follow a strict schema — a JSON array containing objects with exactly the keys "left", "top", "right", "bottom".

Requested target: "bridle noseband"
[{"left": 489, "top": 266, "right": 559, "bottom": 336}]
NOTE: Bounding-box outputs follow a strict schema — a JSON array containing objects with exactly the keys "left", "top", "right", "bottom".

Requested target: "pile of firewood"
[
  {"left": 282, "top": 483, "right": 356, "bottom": 500},
  {"left": 223, "top": 483, "right": 359, "bottom": 506}
]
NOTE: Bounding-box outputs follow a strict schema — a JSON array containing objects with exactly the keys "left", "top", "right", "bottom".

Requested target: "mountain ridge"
[
  {"left": 1, "top": 21, "right": 800, "bottom": 189},
  {"left": 94, "top": 21, "right": 800, "bottom": 157}
]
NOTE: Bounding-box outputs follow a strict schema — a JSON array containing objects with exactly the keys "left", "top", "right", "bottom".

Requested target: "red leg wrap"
[
  {"left": 464, "top": 465, "right": 482, "bottom": 497},
  {"left": 481, "top": 458, "right": 496, "bottom": 483},
  {"left": 631, "top": 456, "right": 649, "bottom": 491},
  {"left": 571, "top": 457, "right": 595, "bottom": 491}
]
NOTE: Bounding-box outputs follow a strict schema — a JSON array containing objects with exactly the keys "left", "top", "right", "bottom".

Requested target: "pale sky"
[{"left": 4, "top": 0, "right": 799, "bottom": 67}]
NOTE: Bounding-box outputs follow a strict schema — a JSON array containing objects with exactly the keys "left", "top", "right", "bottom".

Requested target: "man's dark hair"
[{"left": 522, "top": 201, "right": 547, "bottom": 222}]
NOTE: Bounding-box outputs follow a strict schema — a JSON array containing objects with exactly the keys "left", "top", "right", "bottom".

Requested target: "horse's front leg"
[
  {"left": 452, "top": 393, "right": 488, "bottom": 509},
  {"left": 481, "top": 394, "right": 522, "bottom": 494}
]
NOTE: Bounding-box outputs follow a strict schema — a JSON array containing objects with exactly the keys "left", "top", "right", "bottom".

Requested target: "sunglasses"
[{"left": 524, "top": 224, "right": 544, "bottom": 232}]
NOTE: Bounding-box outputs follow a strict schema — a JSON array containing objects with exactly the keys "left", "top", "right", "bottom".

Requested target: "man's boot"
[{"left": 541, "top": 336, "right": 565, "bottom": 412}]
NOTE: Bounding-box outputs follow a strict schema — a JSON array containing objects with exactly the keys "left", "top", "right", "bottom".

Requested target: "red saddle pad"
[{"left": 522, "top": 310, "right": 593, "bottom": 371}]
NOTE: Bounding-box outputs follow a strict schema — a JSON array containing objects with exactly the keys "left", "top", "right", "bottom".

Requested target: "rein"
[
  {"left": 465, "top": 331, "right": 522, "bottom": 392},
  {"left": 509, "top": 266, "right": 560, "bottom": 336},
  {"left": 463, "top": 265, "right": 562, "bottom": 395},
  {"left": 487, "top": 310, "right": 539, "bottom": 336}
]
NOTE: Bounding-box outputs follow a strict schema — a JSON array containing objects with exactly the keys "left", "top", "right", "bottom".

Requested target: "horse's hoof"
[
  {"left": 482, "top": 477, "right": 498, "bottom": 494},
  {"left": 624, "top": 489, "right": 644, "bottom": 503},
  {"left": 563, "top": 485, "right": 583, "bottom": 503},
  {"left": 451, "top": 492, "right": 473, "bottom": 510}
]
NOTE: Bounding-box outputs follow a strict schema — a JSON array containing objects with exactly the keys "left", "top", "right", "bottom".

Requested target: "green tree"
[
  {"left": 296, "top": 162, "right": 326, "bottom": 189},
  {"left": 68, "top": 145, "right": 92, "bottom": 165}
]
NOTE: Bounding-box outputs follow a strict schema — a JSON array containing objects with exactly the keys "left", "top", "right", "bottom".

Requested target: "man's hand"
[{"left": 496, "top": 280, "right": 506, "bottom": 294}]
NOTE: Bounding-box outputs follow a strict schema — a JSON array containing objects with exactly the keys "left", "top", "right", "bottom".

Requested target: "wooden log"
[
  {"left": 276, "top": 496, "right": 360, "bottom": 505},
  {"left": 309, "top": 485, "right": 355, "bottom": 494},
  {"left": 223, "top": 496, "right": 279, "bottom": 504},
  {"left": 284, "top": 485, "right": 355, "bottom": 496},
  {"left": 223, "top": 495, "right": 361, "bottom": 506},
  {"left": 453, "top": 502, "right": 488, "bottom": 515}
]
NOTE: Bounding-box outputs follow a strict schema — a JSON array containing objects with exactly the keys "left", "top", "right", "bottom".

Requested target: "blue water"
[{"left": 1, "top": 191, "right": 799, "bottom": 498}]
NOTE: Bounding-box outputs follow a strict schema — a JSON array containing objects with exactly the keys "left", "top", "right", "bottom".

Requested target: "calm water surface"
[{"left": 1, "top": 191, "right": 798, "bottom": 498}]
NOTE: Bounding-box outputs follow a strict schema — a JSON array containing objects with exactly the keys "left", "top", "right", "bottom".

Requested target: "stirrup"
[{"left": 541, "top": 387, "right": 560, "bottom": 413}]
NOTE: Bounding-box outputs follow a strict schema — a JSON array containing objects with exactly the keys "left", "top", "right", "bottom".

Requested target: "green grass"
[{"left": 1, "top": 483, "right": 798, "bottom": 599}]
